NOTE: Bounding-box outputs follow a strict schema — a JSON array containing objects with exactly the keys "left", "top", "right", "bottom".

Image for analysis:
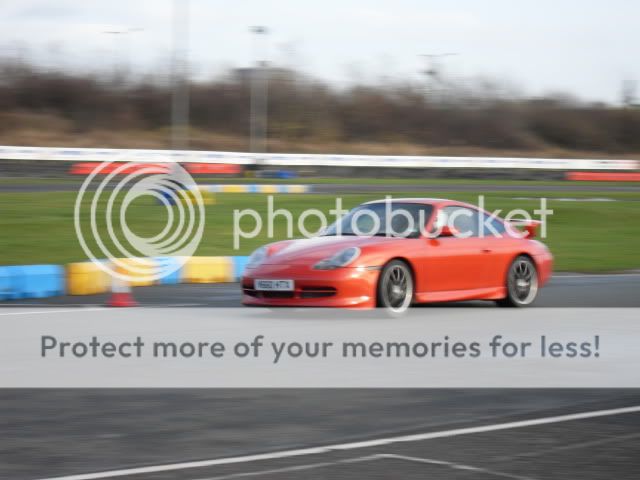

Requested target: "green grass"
[{"left": 1, "top": 187, "right": 639, "bottom": 272}]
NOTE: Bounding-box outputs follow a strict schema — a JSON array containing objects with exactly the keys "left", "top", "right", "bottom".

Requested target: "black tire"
[
  {"left": 497, "top": 255, "right": 539, "bottom": 307},
  {"left": 377, "top": 260, "right": 414, "bottom": 313}
]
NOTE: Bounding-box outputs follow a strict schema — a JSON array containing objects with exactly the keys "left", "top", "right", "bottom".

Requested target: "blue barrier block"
[
  {"left": 233, "top": 256, "right": 249, "bottom": 281},
  {"left": 0, "top": 266, "right": 14, "bottom": 300},
  {"left": 156, "top": 189, "right": 177, "bottom": 206},
  {"left": 2, "top": 266, "right": 27, "bottom": 300},
  {"left": 28, "top": 265, "right": 65, "bottom": 298},
  {"left": 8, "top": 265, "right": 65, "bottom": 299},
  {"left": 259, "top": 170, "right": 297, "bottom": 179},
  {"left": 276, "top": 170, "right": 296, "bottom": 179},
  {"left": 155, "top": 257, "right": 182, "bottom": 285},
  {"left": 247, "top": 184, "right": 259, "bottom": 193}
]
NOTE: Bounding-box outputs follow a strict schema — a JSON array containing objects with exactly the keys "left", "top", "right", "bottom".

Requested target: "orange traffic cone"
[{"left": 106, "top": 273, "right": 137, "bottom": 307}]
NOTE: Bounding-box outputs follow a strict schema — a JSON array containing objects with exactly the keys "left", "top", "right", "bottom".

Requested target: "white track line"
[
  {"left": 39, "top": 404, "right": 640, "bottom": 480},
  {"left": 0, "top": 307, "right": 106, "bottom": 316},
  {"left": 194, "top": 453, "right": 537, "bottom": 480},
  {"left": 378, "top": 454, "right": 537, "bottom": 480},
  {"left": 193, "top": 454, "right": 381, "bottom": 480},
  {"left": 494, "top": 431, "right": 640, "bottom": 461}
]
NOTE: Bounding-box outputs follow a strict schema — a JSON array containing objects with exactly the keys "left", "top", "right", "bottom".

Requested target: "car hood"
[{"left": 262, "top": 235, "right": 399, "bottom": 266}]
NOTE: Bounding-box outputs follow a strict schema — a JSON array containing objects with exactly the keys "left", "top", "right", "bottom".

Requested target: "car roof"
[{"left": 362, "top": 198, "right": 473, "bottom": 208}]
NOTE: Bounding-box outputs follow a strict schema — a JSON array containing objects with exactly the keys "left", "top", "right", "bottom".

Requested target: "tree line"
[{"left": 0, "top": 58, "right": 639, "bottom": 154}]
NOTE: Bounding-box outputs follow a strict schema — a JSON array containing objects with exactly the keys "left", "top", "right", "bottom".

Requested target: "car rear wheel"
[
  {"left": 377, "top": 260, "right": 414, "bottom": 313},
  {"left": 497, "top": 255, "right": 539, "bottom": 307}
]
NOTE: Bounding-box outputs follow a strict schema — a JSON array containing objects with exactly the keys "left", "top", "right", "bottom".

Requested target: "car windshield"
[{"left": 323, "top": 202, "right": 434, "bottom": 238}]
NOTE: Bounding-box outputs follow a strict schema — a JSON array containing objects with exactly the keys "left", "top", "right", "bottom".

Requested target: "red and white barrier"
[
  {"left": 566, "top": 172, "right": 640, "bottom": 182},
  {"left": 1, "top": 145, "right": 638, "bottom": 170}
]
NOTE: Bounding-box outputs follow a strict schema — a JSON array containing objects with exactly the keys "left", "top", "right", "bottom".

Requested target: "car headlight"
[
  {"left": 314, "top": 247, "right": 360, "bottom": 270},
  {"left": 246, "top": 246, "right": 268, "bottom": 269}
]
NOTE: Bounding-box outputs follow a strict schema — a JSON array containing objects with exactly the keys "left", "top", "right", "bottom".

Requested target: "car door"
[
  {"left": 476, "top": 211, "right": 519, "bottom": 288},
  {"left": 419, "top": 205, "right": 492, "bottom": 293}
]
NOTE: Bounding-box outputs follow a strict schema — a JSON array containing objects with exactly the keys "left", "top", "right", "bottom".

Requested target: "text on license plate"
[{"left": 254, "top": 279, "right": 294, "bottom": 291}]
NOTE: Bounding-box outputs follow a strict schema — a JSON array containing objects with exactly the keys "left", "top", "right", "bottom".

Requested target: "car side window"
[
  {"left": 480, "top": 212, "right": 506, "bottom": 237},
  {"left": 441, "top": 206, "right": 481, "bottom": 237}
]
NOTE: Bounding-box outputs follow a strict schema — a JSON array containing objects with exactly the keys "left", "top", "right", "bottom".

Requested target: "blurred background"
[
  {"left": 0, "top": 0, "right": 639, "bottom": 271},
  {"left": 1, "top": 3, "right": 640, "bottom": 480},
  {"left": 1, "top": 0, "right": 639, "bottom": 156}
]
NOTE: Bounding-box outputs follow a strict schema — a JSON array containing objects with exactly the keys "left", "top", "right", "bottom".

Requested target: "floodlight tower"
[
  {"left": 249, "top": 26, "right": 269, "bottom": 158},
  {"left": 170, "top": 0, "right": 190, "bottom": 152},
  {"left": 102, "top": 27, "right": 143, "bottom": 76},
  {"left": 421, "top": 53, "right": 458, "bottom": 98}
]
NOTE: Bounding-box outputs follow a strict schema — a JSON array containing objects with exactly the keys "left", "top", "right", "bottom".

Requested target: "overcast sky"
[{"left": 1, "top": 0, "right": 638, "bottom": 103}]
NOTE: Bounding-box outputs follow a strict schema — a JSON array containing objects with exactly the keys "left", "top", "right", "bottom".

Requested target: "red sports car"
[{"left": 242, "top": 198, "right": 553, "bottom": 312}]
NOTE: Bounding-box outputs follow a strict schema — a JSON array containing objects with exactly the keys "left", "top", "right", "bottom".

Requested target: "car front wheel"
[
  {"left": 498, "top": 255, "right": 539, "bottom": 307},
  {"left": 377, "top": 260, "right": 414, "bottom": 313}
]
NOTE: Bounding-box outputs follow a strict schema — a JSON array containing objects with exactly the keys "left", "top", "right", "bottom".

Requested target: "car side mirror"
[{"left": 439, "top": 225, "right": 459, "bottom": 237}]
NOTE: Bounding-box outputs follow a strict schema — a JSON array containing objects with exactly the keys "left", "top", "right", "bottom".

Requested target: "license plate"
[{"left": 254, "top": 279, "right": 294, "bottom": 291}]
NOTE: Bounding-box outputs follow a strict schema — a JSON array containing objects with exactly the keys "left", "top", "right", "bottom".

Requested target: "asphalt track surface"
[
  {"left": 5, "top": 273, "right": 640, "bottom": 308},
  {"left": 1, "top": 273, "right": 639, "bottom": 479},
  {"left": 1, "top": 182, "right": 640, "bottom": 193}
]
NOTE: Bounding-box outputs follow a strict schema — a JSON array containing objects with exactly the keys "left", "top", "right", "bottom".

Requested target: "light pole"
[
  {"left": 421, "top": 53, "right": 458, "bottom": 99},
  {"left": 249, "top": 26, "right": 269, "bottom": 158},
  {"left": 102, "top": 27, "right": 143, "bottom": 78},
  {"left": 171, "top": 0, "right": 190, "bottom": 152}
]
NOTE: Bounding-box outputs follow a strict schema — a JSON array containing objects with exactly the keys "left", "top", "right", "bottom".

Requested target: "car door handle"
[{"left": 481, "top": 249, "right": 492, "bottom": 253}]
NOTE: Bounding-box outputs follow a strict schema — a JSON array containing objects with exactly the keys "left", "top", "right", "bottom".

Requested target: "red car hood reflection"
[{"left": 262, "top": 235, "right": 398, "bottom": 265}]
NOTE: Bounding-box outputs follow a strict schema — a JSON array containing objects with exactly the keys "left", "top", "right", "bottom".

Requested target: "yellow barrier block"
[
  {"left": 259, "top": 185, "right": 278, "bottom": 194},
  {"left": 181, "top": 189, "right": 195, "bottom": 201},
  {"left": 67, "top": 262, "right": 111, "bottom": 295},
  {"left": 181, "top": 189, "right": 195, "bottom": 204},
  {"left": 222, "top": 185, "right": 247, "bottom": 193},
  {"left": 199, "top": 189, "right": 216, "bottom": 205},
  {"left": 114, "top": 258, "right": 157, "bottom": 287},
  {"left": 182, "top": 188, "right": 215, "bottom": 206},
  {"left": 182, "top": 256, "right": 233, "bottom": 283},
  {"left": 288, "top": 185, "right": 307, "bottom": 193}
]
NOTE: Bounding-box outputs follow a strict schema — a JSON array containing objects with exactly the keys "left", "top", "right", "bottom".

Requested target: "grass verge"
[{"left": 1, "top": 187, "right": 639, "bottom": 272}]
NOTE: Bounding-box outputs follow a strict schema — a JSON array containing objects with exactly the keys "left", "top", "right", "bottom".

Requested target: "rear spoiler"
[{"left": 508, "top": 220, "right": 541, "bottom": 239}]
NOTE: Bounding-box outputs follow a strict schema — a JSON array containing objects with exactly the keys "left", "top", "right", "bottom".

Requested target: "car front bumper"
[{"left": 241, "top": 263, "right": 379, "bottom": 308}]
